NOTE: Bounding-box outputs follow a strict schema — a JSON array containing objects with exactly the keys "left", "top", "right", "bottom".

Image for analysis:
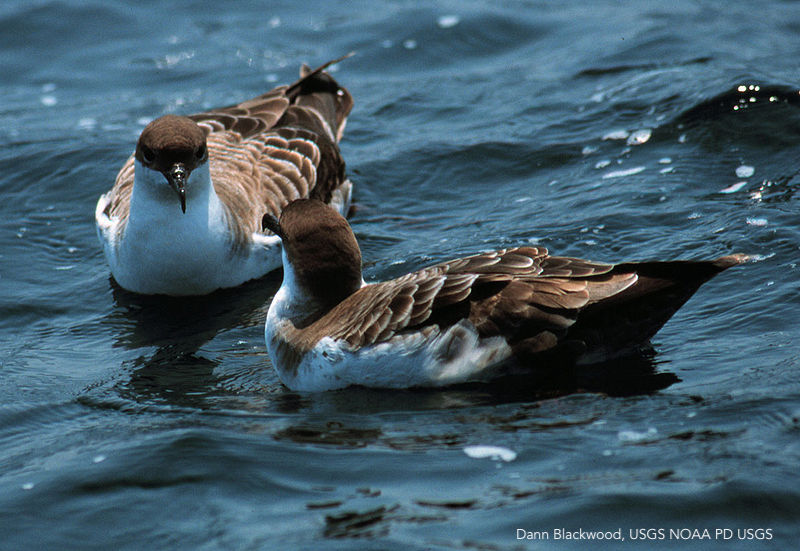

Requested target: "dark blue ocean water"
[{"left": 1, "top": 1, "right": 799, "bottom": 549}]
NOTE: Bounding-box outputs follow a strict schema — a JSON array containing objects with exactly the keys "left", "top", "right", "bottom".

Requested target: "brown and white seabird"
[
  {"left": 263, "top": 198, "right": 747, "bottom": 392},
  {"left": 96, "top": 56, "right": 353, "bottom": 295}
]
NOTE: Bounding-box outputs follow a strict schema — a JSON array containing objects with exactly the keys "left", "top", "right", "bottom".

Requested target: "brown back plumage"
[
  {"left": 309, "top": 250, "right": 745, "bottom": 364},
  {"left": 276, "top": 198, "right": 746, "bottom": 366},
  {"left": 102, "top": 56, "right": 354, "bottom": 247}
]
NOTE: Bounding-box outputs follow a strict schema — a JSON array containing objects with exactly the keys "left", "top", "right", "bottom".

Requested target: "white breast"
[
  {"left": 97, "top": 161, "right": 281, "bottom": 295},
  {"left": 268, "top": 317, "right": 514, "bottom": 392}
]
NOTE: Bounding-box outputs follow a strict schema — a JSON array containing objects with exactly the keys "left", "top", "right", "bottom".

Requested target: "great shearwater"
[
  {"left": 263, "top": 199, "right": 747, "bottom": 392},
  {"left": 95, "top": 56, "right": 353, "bottom": 295}
]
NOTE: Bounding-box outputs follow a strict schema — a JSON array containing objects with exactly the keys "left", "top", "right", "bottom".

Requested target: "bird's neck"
[
  {"left": 127, "top": 161, "right": 225, "bottom": 234},
  {"left": 270, "top": 248, "right": 364, "bottom": 329}
]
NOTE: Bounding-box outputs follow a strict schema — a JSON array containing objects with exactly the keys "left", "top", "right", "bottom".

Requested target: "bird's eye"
[
  {"left": 141, "top": 145, "right": 155, "bottom": 164},
  {"left": 196, "top": 145, "right": 206, "bottom": 160}
]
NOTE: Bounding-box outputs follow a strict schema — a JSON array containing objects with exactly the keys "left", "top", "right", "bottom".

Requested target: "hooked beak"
[
  {"left": 166, "top": 164, "right": 188, "bottom": 213},
  {"left": 262, "top": 212, "right": 284, "bottom": 239}
]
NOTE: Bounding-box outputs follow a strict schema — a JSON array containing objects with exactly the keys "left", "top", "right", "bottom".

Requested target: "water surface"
[{"left": 1, "top": 1, "right": 798, "bottom": 549}]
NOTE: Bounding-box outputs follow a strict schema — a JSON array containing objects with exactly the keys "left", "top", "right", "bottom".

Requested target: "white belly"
[
  {"left": 267, "top": 317, "right": 513, "bottom": 392},
  {"left": 110, "top": 222, "right": 281, "bottom": 296},
  {"left": 96, "top": 190, "right": 281, "bottom": 296}
]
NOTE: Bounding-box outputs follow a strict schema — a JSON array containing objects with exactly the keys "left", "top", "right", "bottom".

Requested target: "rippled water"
[{"left": 1, "top": 1, "right": 799, "bottom": 549}]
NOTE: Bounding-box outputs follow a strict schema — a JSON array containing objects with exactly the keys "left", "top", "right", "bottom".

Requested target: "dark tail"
[
  {"left": 567, "top": 254, "right": 748, "bottom": 359},
  {"left": 284, "top": 53, "right": 355, "bottom": 143}
]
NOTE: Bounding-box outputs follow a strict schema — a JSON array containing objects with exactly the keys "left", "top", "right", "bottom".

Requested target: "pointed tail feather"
[
  {"left": 286, "top": 53, "right": 355, "bottom": 142},
  {"left": 567, "top": 254, "right": 747, "bottom": 361}
]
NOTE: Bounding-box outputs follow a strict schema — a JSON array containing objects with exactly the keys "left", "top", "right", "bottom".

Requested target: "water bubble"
[
  {"left": 746, "top": 217, "right": 768, "bottom": 227},
  {"left": 437, "top": 15, "right": 460, "bottom": 28},
  {"left": 602, "top": 166, "right": 645, "bottom": 179},
  {"left": 463, "top": 445, "right": 517, "bottom": 462},
  {"left": 78, "top": 118, "right": 97, "bottom": 130},
  {"left": 626, "top": 128, "right": 652, "bottom": 145},
  {"left": 719, "top": 181, "right": 747, "bottom": 194},
  {"left": 735, "top": 165, "right": 754, "bottom": 178},
  {"left": 402, "top": 39, "right": 418, "bottom": 50},
  {"left": 602, "top": 129, "right": 629, "bottom": 141},
  {"left": 618, "top": 427, "right": 658, "bottom": 442}
]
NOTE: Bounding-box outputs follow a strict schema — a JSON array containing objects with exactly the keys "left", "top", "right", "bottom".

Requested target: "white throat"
[
  {"left": 129, "top": 159, "right": 216, "bottom": 217},
  {"left": 113, "top": 160, "right": 234, "bottom": 294},
  {"left": 268, "top": 248, "right": 320, "bottom": 324}
]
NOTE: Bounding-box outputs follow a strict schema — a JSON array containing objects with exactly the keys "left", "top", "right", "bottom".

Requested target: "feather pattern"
[
  {"left": 100, "top": 58, "right": 353, "bottom": 249},
  {"left": 274, "top": 246, "right": 634, "bottom": 356},
  {"left": 264, "top": 199, "right": 748, "bottom": 390},
  {"left": 96, "top": 58, "right": 353, "bottom": 295}
]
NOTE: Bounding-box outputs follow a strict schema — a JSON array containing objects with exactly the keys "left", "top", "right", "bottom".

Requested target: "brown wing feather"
[
  {"left": 286, "top": 248, "right": 743, "bottom": 369},
  {"left": 104, "top": 59, "right": 353, "bottom": 244},
  {"left": 299, "top": 248, "right": 628, "bottom": 351}
]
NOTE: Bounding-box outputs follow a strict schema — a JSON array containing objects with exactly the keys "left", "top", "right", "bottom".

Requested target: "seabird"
[
  {"left": 263, "top": 198, "right": 747, "bottom": 392},
  {"left": 96, "top": 56, "right": 353, "bottom": 295}
]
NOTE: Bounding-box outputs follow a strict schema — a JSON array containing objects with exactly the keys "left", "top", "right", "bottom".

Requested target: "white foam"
[
  {"left": 618, "top": 427, "right": 658, "bottom": 442},
  {"left": 463, "top": 445, "right": 517, "bottom": 462},
  {"left": 602, "top": 166, "right": 645, "bottom": 179},
  {"left": 602, "top": 129, "right": 629, "bottom": 141},
  {"left": 437, "top": 15, "right": 460, "bottom": 28},
  {"left": 78, "top": 118, "right": 97, "bottom": 130},
  {"left": 626, "top": 128, "right": 652, "bottom": 145},
  {"left": 719, "top": 181, "right": 747, "bottom": 194}
]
